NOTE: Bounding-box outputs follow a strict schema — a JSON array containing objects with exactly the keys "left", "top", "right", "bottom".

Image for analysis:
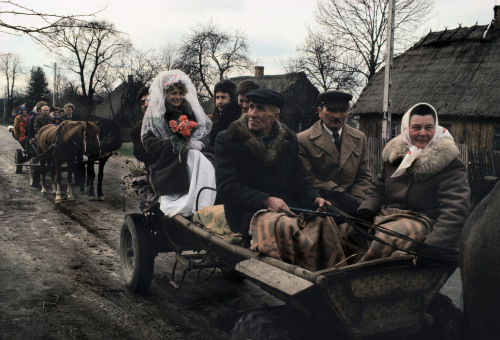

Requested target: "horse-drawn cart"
[
  {"left": 13, "top": 148, "right": 42, "bottom": 187},
  {"left": 119, "top": 200, "right": 462, "bottom": 339}
]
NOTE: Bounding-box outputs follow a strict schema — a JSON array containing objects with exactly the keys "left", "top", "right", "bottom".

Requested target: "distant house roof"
[{"left": 352, "top": 23, "right": 500, "bottom": 118}]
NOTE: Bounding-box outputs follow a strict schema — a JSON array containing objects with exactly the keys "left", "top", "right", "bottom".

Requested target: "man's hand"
[
  {"left": 264, "top": 197, "right": 289, "bottom": 212},
  {"left": 336, "top": 191, "right": 361, "bottom": 216},
  {"left": 314, "top": 197, "right": 331, "bottom": 208}
]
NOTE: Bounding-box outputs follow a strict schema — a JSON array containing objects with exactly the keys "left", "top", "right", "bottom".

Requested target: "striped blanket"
[
  {"left": 249, "top": 209, "right": 367, "bottom": 272},
  {"left": 358, "top": 207, "right": 433, "bottom": 262}
]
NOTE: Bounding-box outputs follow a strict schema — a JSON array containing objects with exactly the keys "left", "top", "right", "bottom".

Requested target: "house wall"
[{"left": 360, "top": 115, "right": 499, "bottom": 151}]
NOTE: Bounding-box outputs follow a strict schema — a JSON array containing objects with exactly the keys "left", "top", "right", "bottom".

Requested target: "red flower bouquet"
[
  {"left": 168, "top": 115, "right": 197, "bottom": 162},
  {"left": 169, "top": 115, "right": 197, "bottom": 137}
]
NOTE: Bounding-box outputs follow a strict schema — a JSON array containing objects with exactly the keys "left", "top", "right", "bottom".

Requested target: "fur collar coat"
[
  {"left": 382, "top": 135, "right": 460, "bottom": 181},
  {"left": 215, "top": 115, "right": 318, "bottom": 242},
  {"left": 359, "top": 134, "right": 470, "bottom": 250}
]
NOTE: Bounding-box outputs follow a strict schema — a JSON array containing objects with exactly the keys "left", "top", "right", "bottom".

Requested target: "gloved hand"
[
  {"left": 336, "top": 191, "right": 360, "bottom": 216},
  {"left": 188, "top": 140, "right": 204, "bottom": 151},
  {"left": 357, "top": 208, "right": 375, "bottom": 222}
]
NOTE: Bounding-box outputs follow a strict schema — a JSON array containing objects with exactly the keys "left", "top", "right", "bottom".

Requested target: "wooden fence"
[{"left": 366, "top": 139, "right": 499, "bottom": 207}]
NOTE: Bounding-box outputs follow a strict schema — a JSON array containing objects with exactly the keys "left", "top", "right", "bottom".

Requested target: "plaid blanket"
[
  {"left": 358, "top": 207, "right": 433, "bottom": 262},
  {"left": 249, "top": 209, "right": 367, "bottom": 271},
  {"left": 193, "top": 205, "right": 243, "bottom": 244}
]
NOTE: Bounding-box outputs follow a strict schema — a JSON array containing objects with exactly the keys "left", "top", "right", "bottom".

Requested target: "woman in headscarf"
[
  {"left": 356, "top": 103, "right": 470, "bottom": 261},
  {"left": 141, "top": 70, "right": 216, "bottom": 217}
]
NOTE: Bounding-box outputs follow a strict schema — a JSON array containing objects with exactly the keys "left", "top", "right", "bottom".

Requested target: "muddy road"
[
  {"left": 0, "top": 126, "right": 462, "bottom": 339},
  {"left": 0, "top": 127, "right": 283, "bottom": 340}
]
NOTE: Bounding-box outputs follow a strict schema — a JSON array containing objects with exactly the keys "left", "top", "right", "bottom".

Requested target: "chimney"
[
  {"left": 254, "top": 66, "right": 264, "bottom": 77},
  {"left": 128, "top": 75, "right": 134, "bottom": 83},
  {"left": 495, "top": 6, "right": 500, "bottom": 26}
]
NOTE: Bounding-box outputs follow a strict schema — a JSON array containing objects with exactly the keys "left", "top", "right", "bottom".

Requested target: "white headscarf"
[
  {"left": 141, "top": 70, "right": 212, "bottom": 143},
  {"left": 392, "top": 103, "right": 454, "bottom": 177}
]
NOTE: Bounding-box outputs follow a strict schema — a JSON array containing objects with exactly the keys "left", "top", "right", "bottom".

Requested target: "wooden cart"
[{"left": 119, "top": 209, "right": 462, "bottom": 340}]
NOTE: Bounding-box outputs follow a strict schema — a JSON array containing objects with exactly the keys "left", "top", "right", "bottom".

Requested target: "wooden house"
[
  {"left": 352, "top": 6, "right": 500, "bottom": 151},
  {"left": 230, "top": 67, "right": 319, "bottom": 132}
]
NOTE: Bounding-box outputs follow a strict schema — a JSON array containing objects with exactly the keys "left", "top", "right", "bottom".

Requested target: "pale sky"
[{"left": 0, "top": 0, "right": 497, "bottom": 90}]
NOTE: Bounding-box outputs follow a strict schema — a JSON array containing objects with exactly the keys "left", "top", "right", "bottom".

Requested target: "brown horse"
[{"left": 36, "top": 121, "right": 101, "bottom": 203}]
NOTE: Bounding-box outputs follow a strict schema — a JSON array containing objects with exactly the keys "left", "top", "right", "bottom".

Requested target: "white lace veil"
[{"left": 141, "top": 70, "right": 212, "bottom": 142}]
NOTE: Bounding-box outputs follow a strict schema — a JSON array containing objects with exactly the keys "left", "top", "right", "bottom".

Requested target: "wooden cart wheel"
[
  {"left": 120, "top": 213, "right": 155, "bottom": 293},
  {"left": 15, "top": 149, "right": 23, "bottom": 174},
  {"left": 29, "top": 163, "right": 40, "bottom": 187},
  {"left": 232, "top": 307, "right": 299, "bottom": 340},
  {"left": 406, "top": 293, "right": 463, "bottom": 340}
]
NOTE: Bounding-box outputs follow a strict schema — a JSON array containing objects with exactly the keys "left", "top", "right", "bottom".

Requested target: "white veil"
[{"left": 141, "top": 70, "right": 212, "bottom": 143}]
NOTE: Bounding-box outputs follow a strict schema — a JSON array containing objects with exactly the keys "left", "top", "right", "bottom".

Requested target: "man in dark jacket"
[
  {"left": 209, "top": 79, "right": 260, "bottom": 148},
  {"left": 215, "top": 89, "right": 327, "bottom": 244},
  {"left": 62, "top": 103, "right": 83, "bottom": 121}
]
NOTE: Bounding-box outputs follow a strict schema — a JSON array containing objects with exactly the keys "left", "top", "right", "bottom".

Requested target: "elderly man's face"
[
  {"left": 319, "top": 105, "right": 349, "bottom": 132},
  {"left": 65, "top": 106, "right": 73, "bottom": 115},
  {"left": 247, "top": 102, "right": 279, "bottom": 136},
  {"left": 215, "top": 91, "right": 231, "bottom": 111},
  {"left": 41, "top": 106, "right": 50, "bottom": 116}
]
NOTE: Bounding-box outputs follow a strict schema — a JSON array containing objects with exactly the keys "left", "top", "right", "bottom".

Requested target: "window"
[
  {"left": 441, "top": 123, "right": 451, "bottom": 133},
  {"left": 494, "top": 127, "right": 500, "bottom": 150},
  {"left": 391, "top": 121, "right": 398, "bottom": 138}
]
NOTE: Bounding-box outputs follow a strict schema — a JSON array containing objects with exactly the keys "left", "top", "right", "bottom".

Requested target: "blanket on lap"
[{"left": 249, "top": 209, "right": 367, "bottom": 272}]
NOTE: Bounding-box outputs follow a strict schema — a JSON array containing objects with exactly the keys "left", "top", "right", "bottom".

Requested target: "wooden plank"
[{"left": 235, "top": 258, "right": 314, "bottom": 297}]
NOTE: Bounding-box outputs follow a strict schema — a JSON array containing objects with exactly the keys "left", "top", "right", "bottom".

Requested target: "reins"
[{"left": 288, "top": 205, "right": 459, "bottom": 263}]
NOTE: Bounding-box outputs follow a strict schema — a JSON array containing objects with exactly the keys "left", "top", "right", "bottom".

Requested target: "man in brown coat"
[{"left": 297, "top": 90, "right": 371, "bottom": 215}]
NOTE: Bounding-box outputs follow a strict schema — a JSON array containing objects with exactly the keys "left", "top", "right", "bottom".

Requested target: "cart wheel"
[
  {"left": 120, "top": 213, "right": 155, "bottom": 293},
  {"left": 232, "top": 307, "right": 299, "bottom": 340},
  {"left": 15, "top": 149, "right": 23, "bottom": 174},
  {"left": 409, "top": 293, "right": 463, "bottom": 340},
  {"left": 29, "top": 163, "right": 40, "bottom": 187}
]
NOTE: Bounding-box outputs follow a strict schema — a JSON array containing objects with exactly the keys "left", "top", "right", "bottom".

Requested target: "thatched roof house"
[
  {"left": 230, "top": 68, "right": 319, "bottom": 132},
  {"left": 352, "top": 6, "right": 500, "bottom": 151}
]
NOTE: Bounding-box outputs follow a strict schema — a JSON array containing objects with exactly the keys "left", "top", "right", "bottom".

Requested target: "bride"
[{"left": 141, "top": 70, "right": 216, "bottom": 217}]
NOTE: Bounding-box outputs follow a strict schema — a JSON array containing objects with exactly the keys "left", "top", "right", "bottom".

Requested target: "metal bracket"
[{"left": 169, "top": 244, "right": 219, "bottom": 289}]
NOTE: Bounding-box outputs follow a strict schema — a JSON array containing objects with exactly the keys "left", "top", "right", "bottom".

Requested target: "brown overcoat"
[
  {"left": 297, "top": 120, "right": 372, "bottom": 202},
  {"left": 358, "top": 135, "right": 470, "bottom": 250}
]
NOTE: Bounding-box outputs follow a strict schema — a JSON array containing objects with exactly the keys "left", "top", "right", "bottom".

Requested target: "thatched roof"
[{"left": 352, "top": 23, "right": 500, "bottom": 118}]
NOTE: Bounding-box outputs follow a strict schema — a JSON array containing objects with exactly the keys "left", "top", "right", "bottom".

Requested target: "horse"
[
  {"left": 461, "top": 179, "right": 500, "bottom": 339},
  {"left": 85, "top": 118, "right": 122, "bottom": 200},
  {"left": 36, "top": 121, "right": 101, "bottom": 203}
]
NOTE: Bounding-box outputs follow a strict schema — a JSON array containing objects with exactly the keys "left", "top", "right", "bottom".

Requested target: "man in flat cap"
[
  {"left": 298, "top": 89, "right": 372, "bottom": 216},
  {"left": 215, "top": 89, "right": 328, "bottom": 245}
]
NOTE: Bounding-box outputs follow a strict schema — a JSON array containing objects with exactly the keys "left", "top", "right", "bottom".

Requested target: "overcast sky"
[{"left": 0, "top": 0, "right": 497, "bottom": 89}]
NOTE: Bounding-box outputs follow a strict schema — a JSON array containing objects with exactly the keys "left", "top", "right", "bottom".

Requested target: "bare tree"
[
  {"left": 39, "top": 19, "right": 131, "bottom": 105},
  {"left": 115, "top": 44, "right": 177, "bottom": 88},
  {"left": 0, "top": 52, "right": 23, "bottom": 118},
  {"left": 175, "top": 22, "right": 253, "bottom": 101},
  {"left": 285, "top": 29, "right": 363, "bottom": 92},
  {"left": 0, "top": 0, "right": 98, "bottom": 42},
  {"left": 315, "top": 0, "right": 433, "bottom": 80}
]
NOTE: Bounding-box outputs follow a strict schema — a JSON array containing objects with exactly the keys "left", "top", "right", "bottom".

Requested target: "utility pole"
[
  {"left": 382, "top": 0, "right": 396, "bottom": 143},
  {"left": 44, "top": 62, "right": 57, "bottom": 107}
]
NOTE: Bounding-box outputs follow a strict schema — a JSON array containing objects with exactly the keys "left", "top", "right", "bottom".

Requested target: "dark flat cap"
[
  {"left": 246, "top": 89, "right": 285, "bottom": 109},
  {"left": 318, "top": 89, "right": 353, "bottom": 108}
]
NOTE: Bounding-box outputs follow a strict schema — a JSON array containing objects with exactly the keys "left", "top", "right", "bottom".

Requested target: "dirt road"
[
  {"left": 0, "top": 127, "right": 283, "bottom": 340},
  {"left": 0, "top": 126, "right": 462, "bottom": 339}
]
